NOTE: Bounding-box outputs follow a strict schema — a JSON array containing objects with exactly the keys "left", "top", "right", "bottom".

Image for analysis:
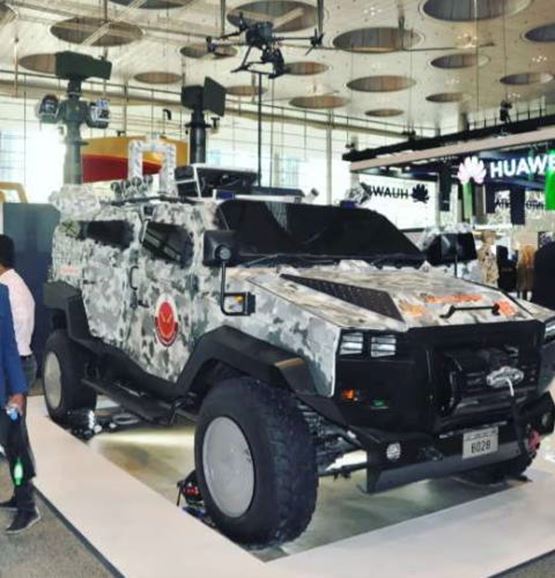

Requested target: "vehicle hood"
[{"left": 240, "top": 267, "right": 537, "bottom": 331}]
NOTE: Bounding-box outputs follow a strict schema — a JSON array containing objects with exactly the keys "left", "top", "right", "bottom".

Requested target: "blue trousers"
[{"left": 0, "top": 355, "right": 37, "bottom": 512}]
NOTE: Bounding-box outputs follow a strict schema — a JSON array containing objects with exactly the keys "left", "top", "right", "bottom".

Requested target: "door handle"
[{"left": 129, "top": 265, "right": 139, "bottom": 291}]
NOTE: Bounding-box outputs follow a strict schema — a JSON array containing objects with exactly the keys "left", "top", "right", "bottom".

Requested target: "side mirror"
[
  {"left": 203, "top": 230, "right": 256, "bottom": 316},
  {"left": 203, "top": 230, "right": 237, "bottom": 266}
]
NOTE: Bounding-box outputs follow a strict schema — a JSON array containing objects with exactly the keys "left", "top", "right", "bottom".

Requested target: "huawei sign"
[
  {"left": 458, "top": 156, "right": 487, "bottom": 185},
  {"left": 155, "top": 296, "right": 179, "bottom": 347}
]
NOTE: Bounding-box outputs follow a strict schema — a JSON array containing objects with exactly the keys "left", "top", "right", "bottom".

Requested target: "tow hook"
[
  {"left": 419, "top": 446, "right": 444, "bottom": 462},
  {"left": 528, "top": 429, "right": 541, "bottom": 456}
]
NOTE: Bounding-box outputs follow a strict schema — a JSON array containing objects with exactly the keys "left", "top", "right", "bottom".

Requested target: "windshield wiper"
[
  {"left": 366, "top": 252, "right": 424, "bottom": 268},
  {"left": 241, "top": 253, "right": 339, "bottom": 268}
]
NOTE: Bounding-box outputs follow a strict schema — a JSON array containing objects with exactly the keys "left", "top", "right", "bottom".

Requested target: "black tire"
[
  {"left": 42, "top": 330, "right": 97, "bottom": 422},
  {"left": 195, "top": 378, "right": 318, "bottom": 546},
  {"left": 460, "top": 453, "right": 533, "bottom": 485}
]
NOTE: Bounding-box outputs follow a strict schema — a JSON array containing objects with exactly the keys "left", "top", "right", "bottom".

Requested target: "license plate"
[{"left": 462, "top": 427, "right": 499, "bottom": 459}]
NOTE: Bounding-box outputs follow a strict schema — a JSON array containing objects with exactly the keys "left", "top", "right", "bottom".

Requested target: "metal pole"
[
  {"left": 326, "top": 111, "right": 332, "bottom": 204},
  {"left": 63, "top": 79, "right": 85, "bottom": 185},
  {"left": 188, "top": 108, "right": 207, "bottom": 164},
  {"left": 257, "top": 73, "right": 262, "bottom": 186}
]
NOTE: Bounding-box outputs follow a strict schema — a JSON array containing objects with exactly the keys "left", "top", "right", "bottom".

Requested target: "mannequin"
[
  {"left": 477, "top": 230, "right": 499, "bottom": 287},
  {"left": 517, "top": 245, "right": 536, "bottom": 300}
]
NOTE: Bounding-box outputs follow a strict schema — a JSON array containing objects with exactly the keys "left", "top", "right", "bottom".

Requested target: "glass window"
[
  {"left": 84, "top": 220, "right": 133, "bottom": 249},
  {"left": 142, "top": 222, "right": 193, "bottom": 267}
]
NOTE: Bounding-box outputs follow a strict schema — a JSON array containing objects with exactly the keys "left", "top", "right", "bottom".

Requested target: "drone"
[{"left": 206, "top": 12, "right": 323, "bottom": 79}]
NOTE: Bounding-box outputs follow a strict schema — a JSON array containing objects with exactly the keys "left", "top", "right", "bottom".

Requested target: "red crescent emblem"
[{"left": 155, "top": 300, "right": 178, "bottom": 347}]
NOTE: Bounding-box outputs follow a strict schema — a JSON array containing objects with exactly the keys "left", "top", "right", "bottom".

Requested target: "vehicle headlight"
[
  {"left": 339, "top": 332, "right": 364, "bottom": 356},
  {"left": 545, "top": 319, "right": 555, "bottom": 343},
  {"left": 370, "top": 335, "right": 397, "bottom": 358}
]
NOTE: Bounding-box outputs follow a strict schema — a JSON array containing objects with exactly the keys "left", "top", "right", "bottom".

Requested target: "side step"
[{"left": 82, "top": 378, "right": 172, "bottom": 424}]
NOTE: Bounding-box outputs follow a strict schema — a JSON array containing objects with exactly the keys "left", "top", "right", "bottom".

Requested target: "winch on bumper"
[{"left": 321, "top": 320, "right": 555, "bottom": 493}]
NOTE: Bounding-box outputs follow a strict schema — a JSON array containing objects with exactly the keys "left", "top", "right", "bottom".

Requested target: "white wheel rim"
[
  {"left": 202, "top": 417, "right": 255, "bottom": 518},
  {"left": 43, "top": 351, "right": 63, "bottom": 410}
]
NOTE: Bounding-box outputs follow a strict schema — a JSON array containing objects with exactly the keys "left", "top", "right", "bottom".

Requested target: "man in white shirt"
[
  {"left": 0, "top": 236, "right": 36, "bottom": 388},
  {"left": 0, "top": 234, "right": 39, "bottom": 534}
]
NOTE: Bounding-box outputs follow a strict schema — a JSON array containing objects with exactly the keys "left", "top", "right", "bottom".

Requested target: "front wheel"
[
  {"left": 43, "top": 330, "right": 97, "bottom": 423},
  {"left": 194, "top": 378, "right": 318, "bottom": 546}
]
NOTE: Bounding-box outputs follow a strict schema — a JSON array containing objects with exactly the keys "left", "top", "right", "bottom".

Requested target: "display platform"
[{"left": 27, "top": 396, "right": 555, "bottom": 578}]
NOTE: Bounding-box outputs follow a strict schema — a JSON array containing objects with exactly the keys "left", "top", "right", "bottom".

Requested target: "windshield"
[{"left": 218, "top": 200, "right": 423, "bottom": 265}]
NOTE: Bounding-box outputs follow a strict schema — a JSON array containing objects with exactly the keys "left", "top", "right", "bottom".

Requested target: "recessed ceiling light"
[
  {"left": 19, "top": 53, "right": 56, "bottom": 75},
  {"left": 109, "top": 0, "right": 194, "bottom": 8},
  {"left": 333, "top": 27, "right": 421, "bottom": 53},
  {"left": 431, "top": 53, "right": 489, "bottom": 69},
  {"left": 423, "top": 0, "right": 532, "bottom": 22},
  {"left": 525, "top": 23, "right": 555, "bottom": 43},
  {"left": 426, "top": 92, "right": 469, "bottom": 103},
  {"left": 180, "top": 43, "right": 237, "bottom": 59},
  {"left": 285, "top": 62, "right": 329, "bottom": 75},
  {"left": 0, "top": 4, "right": 15, "bottom": 28},
  {"left": 500, "top": 72, "right": 553, "bottom": 85},
  {"left": 290, "top": 95, "right": 349, "bottom": 109},
  {"left": 348, "top": 75, "right": 416, "bottom": 93},
  {"left": 227, "top": 85, "right": 268, "bottom": 97},
  {"left": 134, "top": 72, "right": 182, "bottom": 85},
  {"left": 51, "top": 17, "right": 143, "bottom": 47},
  {"left": 365, "top": 108, "right": 404, "bottom": 118}
]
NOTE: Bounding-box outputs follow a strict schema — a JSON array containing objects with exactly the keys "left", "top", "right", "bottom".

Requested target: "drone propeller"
[
  {"left": 305, "top": 30, "right": 325, "bottom": 55},
  {"left": 228, "top": 6, "right": 303, "bottom": 32}
]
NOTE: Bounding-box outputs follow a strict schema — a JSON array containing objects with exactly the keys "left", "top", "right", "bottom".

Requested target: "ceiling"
[{"left": 0, "top": 0, "right": 553, "bottom": 131}]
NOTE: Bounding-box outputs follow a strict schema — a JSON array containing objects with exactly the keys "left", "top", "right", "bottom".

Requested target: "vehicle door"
[
  {"left": 80, "top": 215, "right": 140, "bottom": 349},
  {"left": 126, "top": 212, "right": 196, "bottom": 386}
]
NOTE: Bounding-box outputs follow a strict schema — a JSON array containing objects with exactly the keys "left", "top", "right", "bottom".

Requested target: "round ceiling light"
[
  {"left": 51, "top": 17, "right": 143, "bottom": 47},
  {"left": 426, "top": 92, "right": 469, "bottom": 103},
  {"left": 180, "top": 43, "right": 237, "bottom": 59},
  {"left": 228, "top": 1, "right": 317, "bottom": 33},
  {"left": 333, "top": 27, "right": 421, "bottom": 53},
  {"left": 525, "top": 23, "right": 555, "bottom": 43},
  {"left": 134, "top": 71, "right": 182, "bottom": 85},
  {"left": 286, "top": 61, "right": 329, "bottom": 75},
  {"left": 19, "top": 53, "right": 56, "bottom": 75},
  {"left": 110, "top": 0, "right": 194, "bottom": 8},
  {"left": 348, "top": 75, "right": 416, "bottom": 93},
  {"left": 422, "top": 0, "right": 532, "bottom": 22},
  {"left": 431, "top": 53, "right": 489, "bottom": 69},
  {"left": 289, "top": 95, "right": 349, "bottom": 109},
  {"left": 500, "top": 72, "right": 554, "bottom": 85},
  {"left": 227, "top": 85, "right": 268, "bottom": 97},
  {"left": 365, "top": 108, "right": 404, "bottom": 118}
]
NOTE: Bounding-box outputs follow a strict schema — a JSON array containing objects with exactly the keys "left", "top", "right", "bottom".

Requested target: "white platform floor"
[{"left": 26, "top": 396, "right": 555, "bottom": 578}]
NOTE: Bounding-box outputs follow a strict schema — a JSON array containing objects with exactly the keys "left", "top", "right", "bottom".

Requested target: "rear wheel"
[
  {"left": 43, "top": 330, "right": 97, "bottom": 422},
  {"left": 195, "top": 377, "right": 318, "bottom": 546}
]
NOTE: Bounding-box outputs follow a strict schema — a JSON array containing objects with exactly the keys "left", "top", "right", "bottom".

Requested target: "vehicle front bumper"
[{"left": 350, "top": 392, "right": 555, "bottom": 494}]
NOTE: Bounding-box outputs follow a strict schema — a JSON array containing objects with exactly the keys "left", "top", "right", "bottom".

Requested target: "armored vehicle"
[{"left": 43, "top": 154, "right": 555, "bottom": 546}]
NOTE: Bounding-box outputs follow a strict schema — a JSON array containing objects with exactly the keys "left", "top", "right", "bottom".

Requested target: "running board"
[{"left": 82, "top": 378, "right": 172, "bottom": 424}]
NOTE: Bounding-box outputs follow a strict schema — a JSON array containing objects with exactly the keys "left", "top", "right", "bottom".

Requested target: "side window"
[
  {"left": 82, "top": 220, "right": 133, "bottom": 249},
  {"left": 142, "top": 222, "right": 193, "bottom": 267}
]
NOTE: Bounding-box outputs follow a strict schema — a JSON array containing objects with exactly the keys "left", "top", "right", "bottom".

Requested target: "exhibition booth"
[{"left": 0, "top": 14, "right": 554, "bottom": 571}]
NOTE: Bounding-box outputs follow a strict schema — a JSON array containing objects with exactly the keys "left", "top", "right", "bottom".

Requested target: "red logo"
[{"left": 155, "top": 297, "right": 178, "bottom": 347}]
